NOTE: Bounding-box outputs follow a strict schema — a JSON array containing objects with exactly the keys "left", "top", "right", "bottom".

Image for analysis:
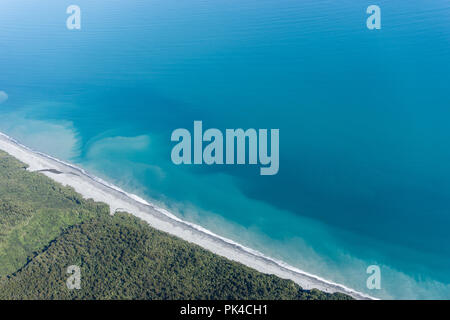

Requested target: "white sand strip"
[{"left": 0, "top": 131, "right": 375, "bottom": 300}]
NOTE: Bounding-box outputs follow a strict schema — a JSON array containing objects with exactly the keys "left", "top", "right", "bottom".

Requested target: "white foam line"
[{"left": 0, "top": 131, "right": 376, "bottom": 300}]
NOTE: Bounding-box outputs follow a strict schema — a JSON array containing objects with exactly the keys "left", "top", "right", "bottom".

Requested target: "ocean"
[{"left": 0, "top": 0, "right": 449, "bottom": 299}]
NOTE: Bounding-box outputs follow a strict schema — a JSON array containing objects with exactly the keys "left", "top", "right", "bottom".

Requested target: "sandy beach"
[{"left": 0, "top": 131, "right": 374, "bottom": 300}]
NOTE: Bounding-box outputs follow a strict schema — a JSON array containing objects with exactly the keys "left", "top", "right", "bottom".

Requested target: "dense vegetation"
[
  {"left": 0, "top": 150, "right": 351, "bottom": 300},
  {"left": 0, "top": 151, "right": 107, "bottom": 276}
]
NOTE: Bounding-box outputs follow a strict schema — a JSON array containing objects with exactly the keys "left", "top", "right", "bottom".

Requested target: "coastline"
[{"left": 0, "top": 131, "right": 375, "bottom": 300}]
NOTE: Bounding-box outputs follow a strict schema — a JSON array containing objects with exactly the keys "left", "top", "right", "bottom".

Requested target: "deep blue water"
[{"left": 1, "top": 0, "right": 449, "bottom": 298}]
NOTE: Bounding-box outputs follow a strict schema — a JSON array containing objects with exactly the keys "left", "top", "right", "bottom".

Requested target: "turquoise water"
[{"left": 1, "top": 0, "right": 449, "bottom": 298}]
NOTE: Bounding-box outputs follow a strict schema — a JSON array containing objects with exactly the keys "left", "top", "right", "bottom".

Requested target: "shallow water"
[{"left": 0, "top": 0, "right": 449, "bottom": 298}]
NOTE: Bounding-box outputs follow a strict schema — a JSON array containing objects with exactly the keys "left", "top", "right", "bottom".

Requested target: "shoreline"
[{"left": 0, "top": 131, "right": 375, "bottom": 300}]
